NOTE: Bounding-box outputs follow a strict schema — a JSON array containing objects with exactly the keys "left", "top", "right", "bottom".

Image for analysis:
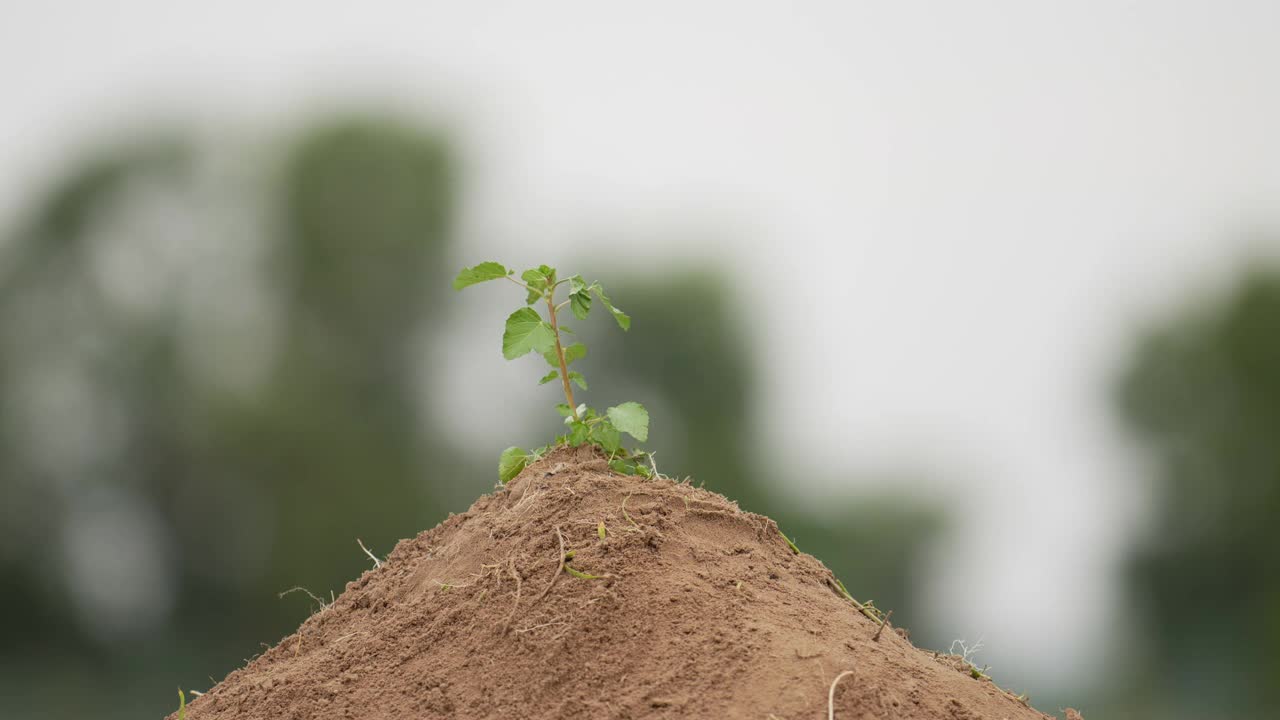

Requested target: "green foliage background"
[{"left": 1110, "top": 267, "right": 1280, "bottom": 719}]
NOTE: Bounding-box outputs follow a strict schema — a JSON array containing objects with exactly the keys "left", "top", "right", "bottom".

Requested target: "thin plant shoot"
[{"left": 454, "top": 262, "right": 652, "bottom": 481}]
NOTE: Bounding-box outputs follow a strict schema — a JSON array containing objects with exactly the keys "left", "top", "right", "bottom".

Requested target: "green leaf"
[
  {"left": 597, "top": 520, "right": 607, "bottom": 539},
  {"left": 568, "top": 421, "right": 589, "bottom": 446},
  {"left": 563, "top": 342, "right": 587, "bottom": 364},
  {"left": 592, "top": 420, "right": 621, "bottom": 453},
  {"left": 499, "top": 446, "right": 528, "bottom": 483},
  {"left": 555, "top": 403, "right": 573, "bottom": 417},
  {"left": 522, "top": 267, "right": 551, "bottom": 304},
  {"left": 538, "top": 370, "right": 559, "bottom": 385},
  {"left": 453, "top": 262, "right": 509, "bottom": 290},
  {"left": 521, "top": 268, "right": 549, "bottom": 290},
  {"left": 609, "top": 458, "right": 639, "bottom": 475},
  {"left": 570, "top": 290, "right": 591, "bottom": 320},
  {"left": 543, "top": 342, "right": 586, "bottom": 369},
  {"left": 590, "top": 283, "right": 631, "bottom": 330},
  {"left": 606, "top": 402, "right": 649, "bottom": 442},
  {"left": 567, "top": 275, "right": 591, "bottom": 319},
  {"left": 569, "top": 371, "right": 588, "bottom": 390},
  {"left": 502, "top": 308, "right": 557, "bottom": 359}
]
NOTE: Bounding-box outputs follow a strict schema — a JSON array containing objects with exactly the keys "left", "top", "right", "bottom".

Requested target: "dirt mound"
[{"left": 173, "top": 446, "right": 1065, "bottom": 719}]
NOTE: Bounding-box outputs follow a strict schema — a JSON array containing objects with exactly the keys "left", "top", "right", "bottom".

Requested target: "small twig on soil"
[
  {"left": 356, "top": 538, "right": 382, "bottom": 568},
  {"left": 828, "top": 669, "right": 857, "bottom": 720},
  {"left": 535, "top": 525, "right": 568, "bottom": 602},
  {"left": 831, "top": 578, "right": 882, "bottom": 624},
  {"left": 872, "top": 610, "right": 894, "bottom": 641}
]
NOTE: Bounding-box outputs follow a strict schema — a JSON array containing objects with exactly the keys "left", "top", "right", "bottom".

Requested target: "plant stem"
[
  {"left": 503, "top": 276, "right": 532, "bottom": 291},
  {"left": 545, "top": 288, "right": 578, "bottom": 421}
]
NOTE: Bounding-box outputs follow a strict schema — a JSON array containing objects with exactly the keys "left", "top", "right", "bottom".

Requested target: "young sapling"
[{"left": 454, "top": 262, "right": 652, "bottom": 481}]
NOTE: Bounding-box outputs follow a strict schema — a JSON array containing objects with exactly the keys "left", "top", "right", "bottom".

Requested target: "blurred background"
[{"left": 1, "top": 3, "right": 1278, "bottom": 718}]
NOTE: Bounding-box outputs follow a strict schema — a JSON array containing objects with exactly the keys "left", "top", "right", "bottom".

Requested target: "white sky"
[{"left": 4, "top": 0, "right": 1280, "bottom": 694}]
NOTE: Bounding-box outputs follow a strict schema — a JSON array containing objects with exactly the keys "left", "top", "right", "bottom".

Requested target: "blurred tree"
[
  {"left": 0, "top": 137, "right": 191, "bottom": 651},
  {"left": 1116, "top": 265, "right": 1280, "bottom": 719},
  {"left": 0, "top": 118, "right": 458, "bottom": 719},
  {"left": 206, "top": 120, "right": 456, "bottom": 618}
]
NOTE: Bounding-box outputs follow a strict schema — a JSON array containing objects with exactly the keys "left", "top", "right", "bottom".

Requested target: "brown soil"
[{"left": 173, "top": 446, "right": 1073, "bottom": 719}]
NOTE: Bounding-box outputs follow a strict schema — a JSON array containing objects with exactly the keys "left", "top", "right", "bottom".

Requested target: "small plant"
[
  {"left": 949, "top": 637, "right": 991, "bottom": 680},
  {"left": 454, "top": 261, "right": 652, "bottom": 481},
  {"left": 177, "top": 689, "right": 186, "bottom": 720}
]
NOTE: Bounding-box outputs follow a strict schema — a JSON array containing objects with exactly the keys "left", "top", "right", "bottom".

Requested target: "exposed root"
[
  {"left": 621, "top": 491, "right": 641, "bottom": 530},
  {"left": 828, "top": 669, "right": 857, "bottom": 720},
  {"left": 278, "top": 587, "right": 333, "bottom": 615},
  {"left": 509, "top": 486, "right": 544, "bottom": 516},
  {"left": 535, "top": 525, "right": 567, "bottom": 602},
  {"left": 356, "top": 538, "right": 382, "bottom": 568}
]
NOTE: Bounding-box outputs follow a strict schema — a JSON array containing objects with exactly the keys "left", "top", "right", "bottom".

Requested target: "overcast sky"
[{"left": 4, "top": 0, "right": 1279, "bottom": 692}]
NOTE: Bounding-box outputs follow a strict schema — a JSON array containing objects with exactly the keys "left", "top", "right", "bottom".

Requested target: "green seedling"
[
  {"left": 781, "top": 531, "right": 801, "bottom": 555},
  {"left": 177, "top": 689, "right": 186, "bottom": 720},
  {"left": 455, "top": 262, "right": 652, "bottom": 481},
  {"left": 597, "top": 520, "right": 607, "bottom": 540}
]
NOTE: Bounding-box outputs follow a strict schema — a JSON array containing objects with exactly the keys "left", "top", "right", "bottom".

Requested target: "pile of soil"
[{"left": 174, "top": 446, "right": 1073, "bottom": 719}]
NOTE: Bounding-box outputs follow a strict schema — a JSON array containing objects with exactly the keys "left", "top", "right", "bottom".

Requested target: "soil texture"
[{"left": 172, "top": 445, "right": 1074, "bottom": 719}]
